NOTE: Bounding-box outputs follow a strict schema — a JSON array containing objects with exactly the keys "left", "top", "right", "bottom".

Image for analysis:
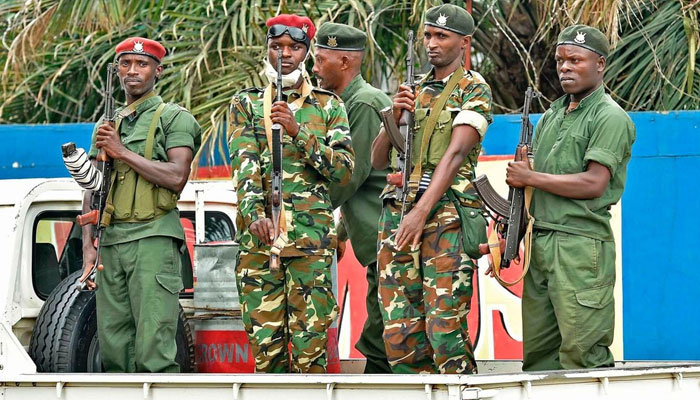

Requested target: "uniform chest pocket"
[
  {"left": 111, "top": 161, "right": 137, "bottom": 220},
  {"left": 291, "top": 194, "right": 335, "bottom": 249},
  {"left": 555, "top": 133, "right": 590, "bottom": 174},
  {"left": 426, "top": 110, "right": 454, "bottom": 167}
]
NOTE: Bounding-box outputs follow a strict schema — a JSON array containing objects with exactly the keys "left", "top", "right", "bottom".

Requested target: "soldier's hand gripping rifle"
[
  {"left": 379, "top": 31, "right": 416, "bottom": 221},
  {"left": 269, "top": 50, "right": 285, "bottom": 272},
  {"left": 74, "top": 63, "right": 118, "bottom": 290},
  {"left": 473, "top": 87, "right": 538, "bottom": 287}
]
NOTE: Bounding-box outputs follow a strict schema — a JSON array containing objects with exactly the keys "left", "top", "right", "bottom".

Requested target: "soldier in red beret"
[
  {"left": 229, "top": 15, "right": 354, "bottom": 373},
  {"left": 81, "top": 37, "right": 201, "bottom": 373}
]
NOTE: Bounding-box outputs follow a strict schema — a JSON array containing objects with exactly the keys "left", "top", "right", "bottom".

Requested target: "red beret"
[
  {"left": 115, "top": 37, "right": 166, "bottom": 63},
  {"left": 266, "top": 14, "right": 316, "bottom": 41}
]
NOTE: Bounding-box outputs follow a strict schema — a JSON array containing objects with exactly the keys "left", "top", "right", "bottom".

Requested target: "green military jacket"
[
  {"left": 229, "top": 80, "right": 354, "bottom": 257},
  {"left": 531, "top": 85, "right": 635, "bottom": 241},
  {"left": 381, "top": 67, "right": 493, "bottom": 203},
  {"left": 88, "top": 93, "right": 202, "bottom": 246},
  {"left": 329, "top": 75, "right": 391, "bottom": 266}
]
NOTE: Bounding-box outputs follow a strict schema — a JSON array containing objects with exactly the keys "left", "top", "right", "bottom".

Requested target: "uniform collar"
[
  {"left": 340, "top": 74, "right": 365, "bottom": 103},
  {"left": 421, "top": 66, "right": 465, "bottom": 86},
  {"left": 117, "top": 91, "right": 162, "bottom": 119},
  {"left": 551, "top": 84, "right": 605, "bottom": 113},
  {"left": 282, "top": 78, "right": 312, "bottom": 99}
]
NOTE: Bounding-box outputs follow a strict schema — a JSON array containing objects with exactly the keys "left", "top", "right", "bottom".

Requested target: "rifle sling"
[
  {"left": 408, "top": 67, "right": 465, "bottom": 188},
  {"left": 262, "top": 80, "right": 312, "bottom": 237},
  {"left": 489, "top": 168, "right": 535, "bottom": 287}
]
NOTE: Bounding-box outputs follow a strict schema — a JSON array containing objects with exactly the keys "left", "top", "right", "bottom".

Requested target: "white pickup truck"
[{"left": 1, "top": 178, "right": 699, "bottom": 400}]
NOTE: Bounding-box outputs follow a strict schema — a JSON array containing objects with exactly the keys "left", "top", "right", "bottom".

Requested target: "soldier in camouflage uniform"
[
  {"left": 370, "top": 4, "right": 492, "bottom": 374},
  {"left": 229, "top": 14, "right": 354, "bottom": 373}
]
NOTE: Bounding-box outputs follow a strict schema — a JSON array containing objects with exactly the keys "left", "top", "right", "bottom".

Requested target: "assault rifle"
[
  {"left": 269, "top": 50, "right": 284, "bottom": 272},
  {"left": 473, "top": 87, "right": 538, "bottom": 272},
  {"left": 75, "top": 63, "right": 118, "bottom": 290},
  {"left": 379, "top": 30, "right": 416, "bottom": 220}
]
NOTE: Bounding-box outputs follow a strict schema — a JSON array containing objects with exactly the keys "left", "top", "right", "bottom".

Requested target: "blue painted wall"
[
  {"left": 617, "top": 112, "right": 700, "bottom": 361},
  {"left": 2, "top": 110, "right": 699, "bottom": 360}
]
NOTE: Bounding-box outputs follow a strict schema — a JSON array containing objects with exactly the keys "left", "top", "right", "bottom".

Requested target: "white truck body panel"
[
  {"left": 0, "top": 178, "right": 698, "bottom": 399},
  {"left": 2, "top": 364, "right": 699, "bottom": 399}
]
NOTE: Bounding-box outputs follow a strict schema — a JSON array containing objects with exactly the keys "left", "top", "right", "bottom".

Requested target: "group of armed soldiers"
[{"left": 79, "top": 4, "right": 635, "bottom": 375}]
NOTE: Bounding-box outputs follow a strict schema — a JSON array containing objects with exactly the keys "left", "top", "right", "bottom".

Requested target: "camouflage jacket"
[
  {"left": 229, "top": 80, "right": 354, "bottom": 256},
  {"left": 382, "top": 67, "right": 493, "bottom": 204}
]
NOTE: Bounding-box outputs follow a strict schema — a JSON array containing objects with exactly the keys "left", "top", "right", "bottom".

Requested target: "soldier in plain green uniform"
[
  {"left": 505, "top": 25, "right": 635, "bottom": 370},
  {"left": 312, "top": 22, "right": 393, "bottom": 374},
  {"left": 81, "top": 37, "right": 201, "bottom": 372},
  {"left": 229, "top": 15, "right": 354, "bottom": 373}
]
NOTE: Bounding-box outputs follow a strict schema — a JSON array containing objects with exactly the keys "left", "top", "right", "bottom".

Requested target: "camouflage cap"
[
  {"left": 315, "top": 22, "right": 366, "bottom": 51},
  {"left": 557, "top": 25, "right": 610, "bottom": 57},
  {"left": 424, "top": 4, "right": 474, "bottom": 36}
]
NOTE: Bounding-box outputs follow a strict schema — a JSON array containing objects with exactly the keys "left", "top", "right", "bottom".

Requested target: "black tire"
[{"left": 29, "top": 270, "right": 195, "bottom": 372}]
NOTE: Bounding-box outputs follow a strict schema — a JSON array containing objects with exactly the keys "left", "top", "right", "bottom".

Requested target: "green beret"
[
  {"left": 557, "top": 24, "right": 610, "bottom": 57},
  {"left": 315, "top": 22, "right": 366, "bottom": 51},
  {"left": 424, "top": 4, "right": 474, "bottom": 36}
]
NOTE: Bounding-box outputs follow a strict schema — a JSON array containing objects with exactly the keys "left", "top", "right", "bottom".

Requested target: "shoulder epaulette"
[
  {"left": 239, "top": 87, "right": 264, "bottom": 94},
  {"left": 311, "top": 87, "right": 342, "bottom": 108},
  {"left": 312, "top": 87, "right": 340, "bottom": 99},
  {"left": 164, "top": 102, "right": 189, "bottom": 113},
  {"left": 466, "top": 70, "right": 487, "bottom": 85},
  {"left": 230, "top": 93, "right": 253, "bottom": 121}
]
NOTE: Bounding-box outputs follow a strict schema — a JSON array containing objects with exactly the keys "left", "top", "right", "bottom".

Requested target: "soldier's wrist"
[
  {"left": 293, "top": 127, "right": 310, "bottom": 147},
  {"left": 246, "top": 210, "right": 266, "bottom": 228}
]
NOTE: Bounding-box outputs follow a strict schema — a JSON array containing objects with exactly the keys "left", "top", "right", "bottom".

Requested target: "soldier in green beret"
[
  {"left": 505, "top": 24, "right": 635, "bottom": 370},
  {"left": 371, "top": 4, "right": 492, "bottom": 374},
  {"left": 312, "top": 22, "right": 393, "bottom": 374}
]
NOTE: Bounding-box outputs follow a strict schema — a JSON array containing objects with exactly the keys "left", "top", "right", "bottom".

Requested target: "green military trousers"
[
  {"left": 522, "top": 230, "right": 616, "bottom": 371},
  {"left": 235, "top": 252, "right": 339, "bottom": 373},
  {"left": 96, "top": 236, "right": 183, "bottom": 373},
  {"left": 354, "top": 261, "right": 392, "bottom": 373},
  {"left": 377, "top": 199, "right": 477, "bottom": 374}
]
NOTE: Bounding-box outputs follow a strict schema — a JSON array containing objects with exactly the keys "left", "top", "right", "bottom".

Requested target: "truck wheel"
[{"left": 29, "top": 270, "right": 195, "bottom": 372}]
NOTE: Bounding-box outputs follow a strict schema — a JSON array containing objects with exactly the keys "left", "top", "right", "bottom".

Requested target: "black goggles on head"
[{"left": 267, "top": 24, "right": 310, "bottom": 46}]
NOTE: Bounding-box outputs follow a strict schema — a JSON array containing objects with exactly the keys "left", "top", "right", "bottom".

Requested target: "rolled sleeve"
[
  {"left": 584, "top": 147, "right": 621, "bottom": 176},
  {"left": 457, "top": 81, "right": 493, "bottom": 137},
  {"left": 453, "top": 109, "right": 489, "bottom": 136},
  {"left": 583, "top": 108, "right": 635, "bottom": 177},
  {"left": 165, "top": 112, "right": 201, "bottom": 154}
]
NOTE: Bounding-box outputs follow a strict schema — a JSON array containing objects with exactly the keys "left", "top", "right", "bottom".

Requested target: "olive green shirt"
[
  {"left": 531, "top": 85, "right": 635, "bottom": 241},
  {"left": 329, "top": 75, "right": 391, "bottom": 266},
  {"left": 89, "top": 94, "right": 202, "bottom": 246}
]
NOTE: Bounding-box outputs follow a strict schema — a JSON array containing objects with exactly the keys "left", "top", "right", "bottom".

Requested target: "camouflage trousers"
[
  {"left": 235, "top": 252, "right": 338, "bottom": 373},
  {"left": 377, "top": 198, "right": 477, "bottom": 374}
]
